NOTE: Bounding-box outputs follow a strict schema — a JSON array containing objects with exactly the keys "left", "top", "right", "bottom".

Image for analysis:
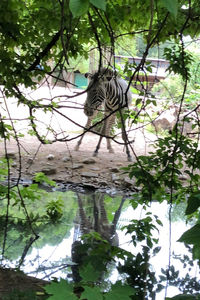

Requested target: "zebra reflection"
[
  {"left": 75, "top": 68, "right": 133, "bottom": 161},
  {"left": 71, "top": 193, "right": 126, "bottom": 282}
]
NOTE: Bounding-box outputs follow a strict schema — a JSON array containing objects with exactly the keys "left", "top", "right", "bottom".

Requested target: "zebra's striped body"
[{"left": 75, "top": 68, "right": 132, "bottom": 161}]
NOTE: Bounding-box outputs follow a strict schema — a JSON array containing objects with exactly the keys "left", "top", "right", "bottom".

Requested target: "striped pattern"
[
  {"left": 75, "top": 68, "right": 132, "bottom": 161},
  {"left": 85, "top": 68, "right": 132, "bottom": 114}
]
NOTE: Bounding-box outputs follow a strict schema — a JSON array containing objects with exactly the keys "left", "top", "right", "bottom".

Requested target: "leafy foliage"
[
  {"left": 160, "top": 0, "right": 178, "bottom": 18},
  {"left": 44, "top": 235, "right": 136, "bottom": 300},
  {"left": 185, "top": 192, "right": 200, "bottom": 215},
  {"left": 1, "top": 0, "right": 200, "bottom": 299},
  {"left": 33, "top": 172, "right": 56, "bottom": 187},
  {"left": 46, "top": 198, "right": 64, "bottom": 222},
  {"left": 69, "top": 0, "right": 106, "bottom": 17},
  {"left": 123, "top": 131, "right": 200, "bottom": 202},
  {"left": 45, "top": 279, "right": 78, "bottom": 300},
  {"left": 124, "top": 212, "right": 161, "bottom": 248},
  {"left": 164, "top": 45, "right": 194, "bottom": 80}
]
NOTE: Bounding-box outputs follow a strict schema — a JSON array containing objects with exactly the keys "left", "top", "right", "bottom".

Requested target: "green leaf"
[
  {"left": 185, "top": 192, "right": 200, "bottom": 215},
  {"left": 69, "top": 0, "right": 89, "bottom": 17},
  {"left": 80, "top": 286, "right": 103, "bottom": 300},
  {"left": 33, "top": 172, "right": 56, "bottom": 186},
  {"left": 160, "top": 0, "right": 178, "bottom": 18},
  {"left": 90, "top": 0, "right": 106, "bottom": 11},
  {"left": 193, "top": 244, "right": 200, "bottom": 260},
  {"left": 44, "top": 279, "right": 78, "bottom": 300},
  {"left": 104, "top": 281, "right": 135, "bottom": 300},
  {"left": 135, "top": 98, "right": 142, "bottom": 106},
  {"left": 178, "top": 224, "right": 200, "bottom": 245},
  {"left": 79, "top": 262, "right": 100, "bottom": 282}
]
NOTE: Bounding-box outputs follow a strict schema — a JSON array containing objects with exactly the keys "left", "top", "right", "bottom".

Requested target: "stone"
[
  {"left": 152, "top": 106, "right": 178, "bottom": 131},
  {"left": 62, "top": 156, "right": 70, "bottom": 162},
  {"left": 82, "top": 158, "right": 96, "bottom": 164},
  {"left": 81, "top": 172, "right": 99, "bottom": 178},
  {"left": 27, "top": 158, "right": 34, "bottom": 164},
  {"left": 123, "top": 176, "right": 134, "bottom": 187},
  {"left": 98, "top": 181, "right": 108, "bottom": 186},
  {"left": 41, "top": 167, "right": 57, "bottom": 175},
  {"left": 111, "top": 174, "right": 120, "bottom": 181},
  {"left": 71, "top": 164, "right": 83, "bottom": 170},
  {"left": 110, "top": 167, "right": 119, "bottom": 173},
  {"left": 47, "top": 154, "right": 55, "bottom": 160},
  {"left": 90, "top": 167, "right": 100, "bottom": 171}
]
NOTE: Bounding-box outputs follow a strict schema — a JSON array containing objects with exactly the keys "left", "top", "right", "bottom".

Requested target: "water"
[{"left": 0, "top": 186, "right": 199, "bottom": 299}]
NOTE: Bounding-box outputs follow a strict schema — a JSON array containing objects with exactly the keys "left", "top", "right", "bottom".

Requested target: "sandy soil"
[
  {"left": 1, "top": 132, "right": 155, "bottom": 192},
  {"left": 0, "top": 85, "right": 155, "bottom": 192}
]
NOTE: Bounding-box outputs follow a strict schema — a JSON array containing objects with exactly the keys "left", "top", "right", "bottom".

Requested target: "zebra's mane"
[{"left": 92, "top": 67, "right": 118, "bottom": 79}]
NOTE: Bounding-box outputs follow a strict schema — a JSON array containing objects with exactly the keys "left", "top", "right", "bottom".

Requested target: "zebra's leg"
[
  {"left": 119, "top": 109, "right": 132, "bottom": 161},
  {"left": 93, "top": 113, "right": 108, "bottom": 157},
  {"left": 74, "top": 116, "right": 93, "bottom": 151},
  {"left": 106, "top": 114, "right": 116, "bottom": 153},
  {"left": 76, "top": 193, "right": 92, "bottom": 233}
]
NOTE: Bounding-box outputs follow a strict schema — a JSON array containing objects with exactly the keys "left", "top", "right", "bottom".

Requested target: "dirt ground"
[
  {"left": 1, "top": 130, "right": 154, "bottom": 192},
  {"left": 0, "top": 85, "right": 155, "bottom": 192}
]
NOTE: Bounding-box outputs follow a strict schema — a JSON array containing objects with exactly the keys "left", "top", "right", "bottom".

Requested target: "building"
[{"left": 49, "top": 56, "right": 169, "bottom": 90}]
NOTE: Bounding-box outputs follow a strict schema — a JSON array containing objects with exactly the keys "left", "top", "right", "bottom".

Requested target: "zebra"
[{"left": 75, "top": 68, "right": 133, "bottom": 161}]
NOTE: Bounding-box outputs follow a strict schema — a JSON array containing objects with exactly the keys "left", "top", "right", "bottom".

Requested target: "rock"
[
  {"left": 110, "top": 167, "right": 119, "bottom": 173},
  {"left": 27, "top": 158, "right": 34, "bottom": 164},
  {"left": 12, "top": 162, "right": 17, "bottom": 168},
  {"left": 153, "top": 117, "right": 173, "bottom": 131},
  {"left": 82, "top": 158, "right": 96, "bottom": 164},
  {"left": 71, "top": 164, "right": 83, "bottom": 170},
  {"left": 153, "top": 106, "right": 178, "bottom": 131},
  {"left": 56, "top": 177, "right": 65, "bottom": 182},
  {"left": 47, "top": 154, "right": 55, "bottom": 160},
  {"left": 81, "top": 171, "right": 99, "bottom": 178},
  {"left": 111, "top": 174, "right": 120, "bottom": 181},
  {"left": 41, "top": 167, "right": 57, "bottom": 175},
  {"left": 90, "top": 167, "right": 100, "bottom": 171},
  {"left": 98, "top": 181, "right": 108, "bottom": 186},
  {"left": 62, "top": 156, "right": 70, "bottom": 162},
  {"left": 123, "top": 176, "right": 134, "bottom": 187}
]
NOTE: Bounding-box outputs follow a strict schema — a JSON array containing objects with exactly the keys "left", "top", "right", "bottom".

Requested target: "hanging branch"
[{"left": 28, "top": 30, "right": 61, "bottom": 72}]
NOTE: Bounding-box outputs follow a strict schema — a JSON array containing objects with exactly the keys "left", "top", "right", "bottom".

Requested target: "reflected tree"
[{"left": 0, "top": 189, "right": 77, "bottom": 263}]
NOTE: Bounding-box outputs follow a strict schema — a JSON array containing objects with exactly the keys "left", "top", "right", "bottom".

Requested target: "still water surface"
[{"left": 1, "top": 187, "right": 199, "bottom": 299}]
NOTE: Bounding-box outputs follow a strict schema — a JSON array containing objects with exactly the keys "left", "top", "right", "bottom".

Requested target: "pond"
[{"left": 0, "top": 183, "right": 199, "bottom": 299}]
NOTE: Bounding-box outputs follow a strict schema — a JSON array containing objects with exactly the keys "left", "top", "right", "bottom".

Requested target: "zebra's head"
[{"left": 84, "top": 68, "right": 115, "bottom": 117}]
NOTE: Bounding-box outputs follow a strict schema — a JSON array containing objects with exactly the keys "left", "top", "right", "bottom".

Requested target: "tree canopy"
[{"left": 1, "top": 0, "right": 200, "bottom": 94}]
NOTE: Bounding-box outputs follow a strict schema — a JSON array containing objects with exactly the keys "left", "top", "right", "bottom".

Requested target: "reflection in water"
[
  {"left": 0, "top": 187, "right": 200, "bottom": 299},
  {"left": 0, "top": 189, "right": 127, "bottom": 280},
  {"left": 75, "top": 192, "right": 125, "bottom": 245},
  {"left": 71, "top": 193, "right": 126, "bottom": 282}
]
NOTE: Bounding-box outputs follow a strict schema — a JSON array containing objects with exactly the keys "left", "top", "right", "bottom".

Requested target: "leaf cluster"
[{"left": 123, "top": 131, "right": 200, "bottom": 202}]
